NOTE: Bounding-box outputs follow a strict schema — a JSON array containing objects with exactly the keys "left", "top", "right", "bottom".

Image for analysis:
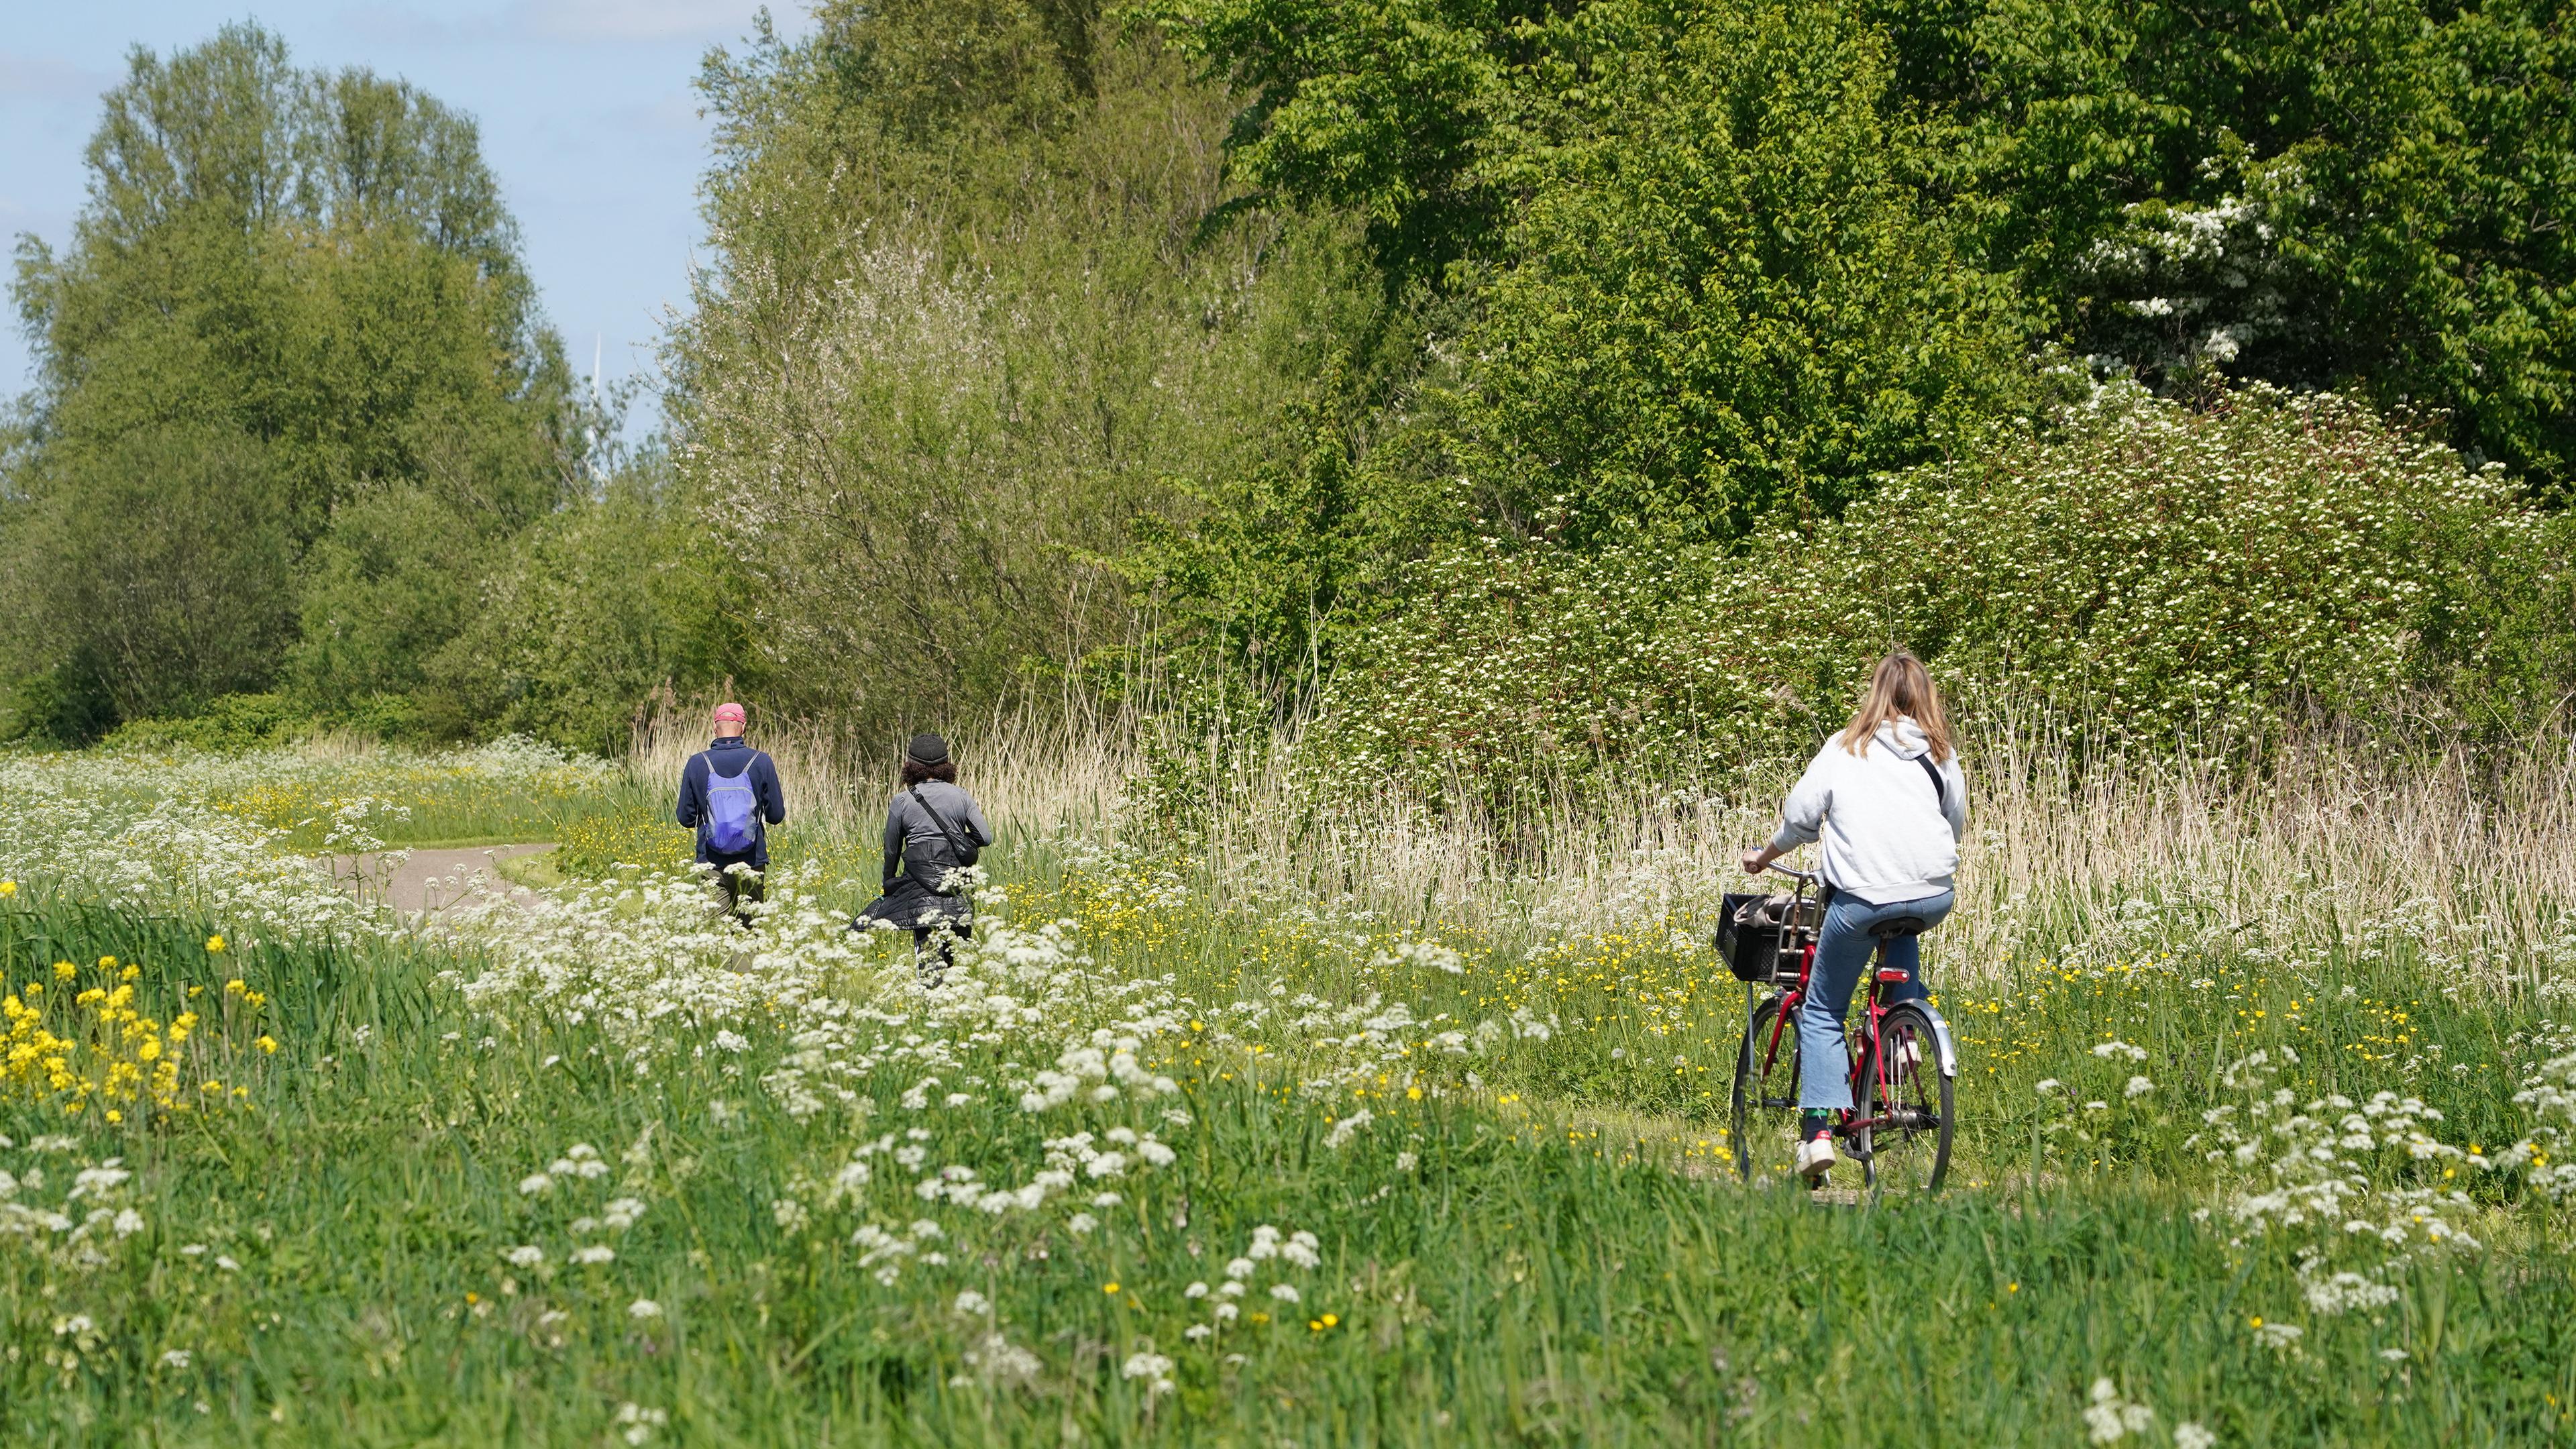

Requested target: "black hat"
[{"left": 904, "top": 733, "right": 950, "bottom": 766}]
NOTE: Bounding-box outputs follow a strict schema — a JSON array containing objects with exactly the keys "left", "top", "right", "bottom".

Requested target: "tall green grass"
[{"left": 4, "top": 828, "right": 2569, "bottom": 1446}]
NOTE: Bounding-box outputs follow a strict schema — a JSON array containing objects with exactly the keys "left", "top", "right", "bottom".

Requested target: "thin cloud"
[
  {"left": 517, "top": 0, "right": 775, "bottom": 43},
  {"left": 0, "top": 50, "right": 116, "bottom": 103},
  {"left": 0, "top": 195, "right": 73, "bottom": 230},
  {"left": 327, "top": 5, "right": 507, "bottom": 47}
]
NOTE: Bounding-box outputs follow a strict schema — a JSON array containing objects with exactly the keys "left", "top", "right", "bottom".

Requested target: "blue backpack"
[{"left": 702, "top": 756, "right": 761, "bottom": 855}]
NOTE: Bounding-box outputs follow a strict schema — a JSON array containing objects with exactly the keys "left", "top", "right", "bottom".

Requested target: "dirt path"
[{"left": 331, "top": 844, "right": 553, "bottom": 916}]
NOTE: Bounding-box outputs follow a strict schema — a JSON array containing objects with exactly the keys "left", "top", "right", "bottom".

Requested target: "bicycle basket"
[{"left": 1717, "top": 892, "right": 1815, "bottom": 983}]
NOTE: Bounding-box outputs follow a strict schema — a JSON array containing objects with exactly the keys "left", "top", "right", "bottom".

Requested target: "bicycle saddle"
[{"left": 1868, "top": 916, "right": 1929, "bottom": 941}]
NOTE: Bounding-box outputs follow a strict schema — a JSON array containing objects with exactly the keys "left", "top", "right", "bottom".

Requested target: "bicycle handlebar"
[{"left": 1762, "top": 863, "right": 1820, "bottom": 885}]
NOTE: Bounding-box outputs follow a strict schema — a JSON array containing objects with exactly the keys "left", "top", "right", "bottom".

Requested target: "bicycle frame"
[{"left": 1746, "top": 865, "right": 1955, "bottom": 1149}]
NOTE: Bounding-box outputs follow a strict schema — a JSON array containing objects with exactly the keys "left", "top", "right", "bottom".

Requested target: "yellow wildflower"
[
  {"left": 0, "top": 879, "right": 15, "bottom": 897},
  {"left": 256, "top": 1036, "right": 278, "bottom": 1055},
  {"left": 205, "top": 934, "right": 225, "bottom": 954},
  {"left": 53, "top": 962, "right": 75, "bottom": 981},
  {"left": 224, "top": 979, "right": 246, "bottom": 996}
]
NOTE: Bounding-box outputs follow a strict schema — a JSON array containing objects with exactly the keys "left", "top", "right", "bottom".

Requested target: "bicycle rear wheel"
[
  {"left": 1858, "top": 1001, "right": 1953, "bottom": 1197},
  {"left": 1729, "top": 995, "right": 1806, "bottom": 1184}
]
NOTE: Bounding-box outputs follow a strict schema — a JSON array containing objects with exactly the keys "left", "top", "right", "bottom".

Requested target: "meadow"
[{"left": 0, "top": 727, "right": 2571, "bottom": 1446}]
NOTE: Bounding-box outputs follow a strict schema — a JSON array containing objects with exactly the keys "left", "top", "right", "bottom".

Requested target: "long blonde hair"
[{"left": 1839, "top": 650, "right": 1954, "bottom": 763}]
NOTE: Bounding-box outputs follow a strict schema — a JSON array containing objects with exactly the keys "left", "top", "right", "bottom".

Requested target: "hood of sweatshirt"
[{"left": 1872, "top": 716, "right": 1932, "bottom": 760}]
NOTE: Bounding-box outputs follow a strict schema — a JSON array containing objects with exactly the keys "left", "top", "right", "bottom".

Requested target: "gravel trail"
[{"left": 330, "top": 844, "right": 553, "bottom": 916}]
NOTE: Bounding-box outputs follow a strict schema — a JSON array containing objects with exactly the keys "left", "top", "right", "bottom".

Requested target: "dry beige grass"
[
  {"left": 627, "top": 702, "right": 2576, "bottom": 992},
  {"left": 626, "top": 699, "right": 1134, "bottom": 847}
]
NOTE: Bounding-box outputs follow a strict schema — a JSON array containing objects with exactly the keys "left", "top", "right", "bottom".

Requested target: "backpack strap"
[
  {"left": 1913, "top": 753, "right": 1947, "bottom": 815},
  {"left": 906, "top": 786, "right": 983, "bottom": 858}
]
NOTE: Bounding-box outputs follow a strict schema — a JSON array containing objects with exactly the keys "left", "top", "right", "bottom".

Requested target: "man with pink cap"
[{"left": 674, "top": 702, "right": 786, "bottom": 926}]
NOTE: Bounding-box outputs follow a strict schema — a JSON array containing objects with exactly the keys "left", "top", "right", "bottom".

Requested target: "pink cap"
[{"left": 712, "top": 702, "right": 747, "bottom": 723}]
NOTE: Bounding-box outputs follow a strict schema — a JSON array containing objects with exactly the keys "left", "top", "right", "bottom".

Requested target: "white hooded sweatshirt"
[{"left": 1768, "top": 716, "right": 1968, "bottom": 904}]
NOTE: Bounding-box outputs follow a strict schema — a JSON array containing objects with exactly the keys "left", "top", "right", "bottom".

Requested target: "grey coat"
[{"left": 869, "top": 781, "right": 993, "bottom": 925}]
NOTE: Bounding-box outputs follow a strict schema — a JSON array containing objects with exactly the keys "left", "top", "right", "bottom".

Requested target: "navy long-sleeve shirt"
[{"left": 674, "top": 737, "right": 786, "bottom": 867}]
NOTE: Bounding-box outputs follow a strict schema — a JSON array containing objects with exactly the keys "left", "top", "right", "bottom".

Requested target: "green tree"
[
  {"left": 1142, "top": 0, "right": 1572, "bottom": 285},
  {"left": 423, "top": 453, "right": 745, "bottom": 753},
  {"left": 1146, "top": 0, "right": 2047, "bottom": 547},
  {"left": 1152, "top": 0, "right": 2576, "bottom": 519},
  {"left": 3, "top": 22, "right": 573, "bottom": 734},
  {"left": 1446, "top": 0, "right": 2036, "bottom": 543},
  {"left": 676, "top": 1, "right": 1402, "bottom": 732},
  {"left": 5, "top": 424, "right": 295, "bottom": 722},
  {"left": 1865, "top": 0, "right": 2576, "bottom": 488}
]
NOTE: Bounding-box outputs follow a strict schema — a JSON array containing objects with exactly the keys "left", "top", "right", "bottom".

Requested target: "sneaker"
[{"left": 1794, "top": 1134, "right": 1837, "bottom": 1183}]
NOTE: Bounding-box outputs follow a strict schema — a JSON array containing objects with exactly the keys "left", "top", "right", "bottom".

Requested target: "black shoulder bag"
[{"left": 906, "top": 787, "right": 985, "bottom": 892}]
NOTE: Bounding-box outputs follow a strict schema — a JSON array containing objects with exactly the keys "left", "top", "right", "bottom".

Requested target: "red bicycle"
[{"left": 1723, "top": 864, "right": 1955, "bottom": 1195}]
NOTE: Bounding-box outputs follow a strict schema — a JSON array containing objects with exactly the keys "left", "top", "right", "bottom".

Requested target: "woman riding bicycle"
[{"left": 1741, "top": 650, "right": 1967, "bottom": 1184}]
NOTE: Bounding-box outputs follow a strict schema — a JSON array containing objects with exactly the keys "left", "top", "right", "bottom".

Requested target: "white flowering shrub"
[
  {"left": 2068, "top": 149, "right": 2307, "bottom": 386},
  {"left": 1309, "top": 383, "right": 2548, "bottom": 798}
]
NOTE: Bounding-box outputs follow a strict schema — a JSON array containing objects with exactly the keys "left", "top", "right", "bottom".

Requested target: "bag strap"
[
  {"left": 1913, "top": 753, "right": 1947, "bottom": 814},
  {"left": 906, "top": 786, "right": 983, "bottom": 857}
]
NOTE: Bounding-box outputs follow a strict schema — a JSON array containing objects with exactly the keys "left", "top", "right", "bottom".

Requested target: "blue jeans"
[{"left": 1798, "top": 888, "right": 1953, "bottom": 1112}]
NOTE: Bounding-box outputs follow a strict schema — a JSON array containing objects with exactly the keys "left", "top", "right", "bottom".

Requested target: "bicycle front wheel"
[
  {"left": 1859, "top": 1001, "right": 1953, "bottom": 1197},
  {"left": 1729, "top": 994, "right": 1806, "bottom": 1185}
]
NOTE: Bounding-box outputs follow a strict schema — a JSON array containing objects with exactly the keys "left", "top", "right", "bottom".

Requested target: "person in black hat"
[{"left": 851, "top": 733, "right": 992, "bottom": 985}]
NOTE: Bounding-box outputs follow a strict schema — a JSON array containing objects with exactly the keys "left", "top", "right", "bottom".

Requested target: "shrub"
[
  {"left": 1309, "top": 383, "right": 2561, "bottom": 796},
  {"left": 98, "top": 694, "right": 300, "bottom": 754}
]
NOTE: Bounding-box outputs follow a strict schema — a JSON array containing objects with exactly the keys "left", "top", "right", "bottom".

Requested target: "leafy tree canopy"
[
  {"left": 1150, "top": 0, "right": 2576, "bottom": 504},
  {"left": 1446, "top": 0, "right": 2040, "bottom": 543},
  {"left": 3, "top": 22, "right": 576, "bottom": 730},
  {"left": 1868, "top": 0, "right": 2576, "bottom": 487}
]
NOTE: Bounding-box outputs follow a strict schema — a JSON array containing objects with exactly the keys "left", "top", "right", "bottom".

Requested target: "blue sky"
[{"left": 1, "top": 1, "right": 816, "bottom": 429}]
